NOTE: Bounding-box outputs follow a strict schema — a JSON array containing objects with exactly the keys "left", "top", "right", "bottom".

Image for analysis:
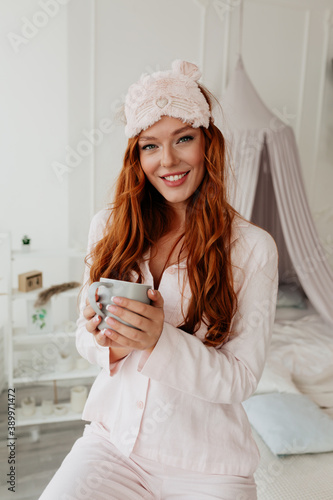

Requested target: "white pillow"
[{"left": 243, "top": 393, "right": 333, "bottom": 455}]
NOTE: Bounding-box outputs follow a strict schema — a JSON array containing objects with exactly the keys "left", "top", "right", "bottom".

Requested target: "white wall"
[
  {"left": 1, "top": 0, "right": 69, "bottom": 252},
  {"left": 1, "top": 0, "right": 333, "bottom": 269}
]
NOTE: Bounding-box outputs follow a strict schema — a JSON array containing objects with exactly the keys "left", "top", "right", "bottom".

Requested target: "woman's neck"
[
  {"left": 167, "top": 204, "right": 186, "bottom": 234},
  {"left": 149, "top": 230, "right": 186, "bottom": 289}
]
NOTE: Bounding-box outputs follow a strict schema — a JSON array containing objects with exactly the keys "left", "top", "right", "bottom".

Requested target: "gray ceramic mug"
[{"left": 88, "top": 278, "right": 152, "bottom": 330}]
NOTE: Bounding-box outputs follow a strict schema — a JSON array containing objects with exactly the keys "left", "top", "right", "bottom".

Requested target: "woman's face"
[{"left": 138, "top": 116, "right": 206, "bottom": 211}]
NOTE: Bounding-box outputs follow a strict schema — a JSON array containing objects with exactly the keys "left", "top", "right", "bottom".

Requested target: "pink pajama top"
[{"left": 76, "top": 209, "right": 278, "bottom": 475}]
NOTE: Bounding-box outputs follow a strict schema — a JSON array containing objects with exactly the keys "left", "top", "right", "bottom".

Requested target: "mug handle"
[{"left": 88, "top": 282, "right": 105, "bottom": 320}]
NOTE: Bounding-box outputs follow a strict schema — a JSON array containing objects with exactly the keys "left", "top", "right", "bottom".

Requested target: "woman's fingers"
[
  {"left": 96, "top": 327, "right": 137, "bottom": 349},
  {"left": 82, "top": 292, "right": 127, "bottom": 348},
  {"left": 84, "top": 305, "right": 97, "bottom": 320},
  {"left": 83, "top": 289, "right": 164, "bottom": 351},
  {"left": 85, "top": 312, "right": 102, "bottom": 333},
  {"left": 147, "top": 288, "right": 164, "bottom": 308},
  {"left": 104, "top": 317, "right": 143, "bottom": 343},
  {"left": 85, "top": 316, "right": 124, "bottom": 348},
  {"left": 105, "top": 305, "right": 148, "bottom": 331},
  {"left": 102, "top": 290, "right": 165, "bottom": 350},
  {"left": 109, "top": 290, "right": 163, "bottom": 321},
  {"left": 95, "top": 328, "right": 120, "bottom": 347},
  {"left": 84, "top": 300, "right": 103, "bottom": 321}
]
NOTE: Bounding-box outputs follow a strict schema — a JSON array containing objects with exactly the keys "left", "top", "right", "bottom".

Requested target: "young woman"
[{"left": 39, "top": 60, "right": 278, "bottom": 500}]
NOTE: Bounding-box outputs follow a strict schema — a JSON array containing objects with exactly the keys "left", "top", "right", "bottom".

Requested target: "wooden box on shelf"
[{"left": 18, "top": 270, "right": 43, "bottom": 292}]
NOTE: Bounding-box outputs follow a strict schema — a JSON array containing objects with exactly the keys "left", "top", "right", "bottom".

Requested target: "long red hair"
[{"left": 87, "top": 87, "right": 238, "bottom": 346}]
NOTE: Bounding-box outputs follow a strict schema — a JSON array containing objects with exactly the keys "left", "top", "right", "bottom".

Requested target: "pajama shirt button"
[{"left": 136, "top": 401, "right": 144, "bottom": 409}]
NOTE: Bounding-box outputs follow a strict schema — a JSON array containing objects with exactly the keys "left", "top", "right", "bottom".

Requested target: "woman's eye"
[
  {"left": 178, "top": 135, "right": 194, "bottom": 144},
  {"left": 141, "top": 144, "right": 156, "bottom": 151}
]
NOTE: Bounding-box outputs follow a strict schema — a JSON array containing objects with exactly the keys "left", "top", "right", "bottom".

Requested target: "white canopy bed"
[{"left": 218, "top": 56, "right": 333, "bottom": 499}]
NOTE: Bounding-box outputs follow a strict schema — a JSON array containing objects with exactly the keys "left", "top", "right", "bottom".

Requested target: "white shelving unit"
[
  {"left": 0, "top": 233, "right": 100, "bottom": 427},
  {"left": 16, "top": 402, "right": 89, "bottom": 427}
]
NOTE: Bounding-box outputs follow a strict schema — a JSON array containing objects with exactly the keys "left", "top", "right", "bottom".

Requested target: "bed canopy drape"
[{"left": 218, "top": 56, "right": 333, "bottom": 325}]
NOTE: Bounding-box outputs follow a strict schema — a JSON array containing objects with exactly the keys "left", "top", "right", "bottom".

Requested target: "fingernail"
[
  {"left": 150, "top": 289, "right": 157, "bottom": 296},
  {"left": 100, "top": 328, "right": 107, "bottom": 336},
  {"left": 111, "top": 296, "right": 122, "bottom": 304},
  {"left": 106, "top": 304, "right": 117, "bottom": 313},
  {"left": 106, "top": 316, "right": 116, "bottom": 326},
  {"left": 94, "top": 315, "right": 100, "bottom": 323}
]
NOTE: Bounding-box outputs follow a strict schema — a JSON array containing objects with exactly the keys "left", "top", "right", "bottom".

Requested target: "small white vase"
[
  {"left": 75, "top": 357, "right": 90, "bottom": 371},
  {"left": 70, "top": 386, "right": 87, "bottom": 413},
  {"left": 54, "top": 405, "right": 68, "bottom": 416},
  {"left": 41, "top": 400, "right": 53, "bottom": 416},
  {"left": 56, "top": 353, "right": 73, "bottom": 372}
]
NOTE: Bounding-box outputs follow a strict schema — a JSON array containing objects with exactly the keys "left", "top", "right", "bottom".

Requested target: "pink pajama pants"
[{"left": 38, "top": 423, "right": 257, "bottom": 500}]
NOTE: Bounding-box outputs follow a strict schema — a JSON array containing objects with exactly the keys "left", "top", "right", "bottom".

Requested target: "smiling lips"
[{"left": 161, "top": 171, "right": 190, "bottom": 185}]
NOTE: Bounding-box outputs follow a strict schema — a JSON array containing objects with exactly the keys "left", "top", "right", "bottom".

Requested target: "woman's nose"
[{"left": 160, "top": 145, "right": 180, "bottom": 168}]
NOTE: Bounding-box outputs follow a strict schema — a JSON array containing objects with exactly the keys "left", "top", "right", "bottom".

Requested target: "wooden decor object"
[{"left": 18, "top": 271, "right": 43, "bottom": 292}]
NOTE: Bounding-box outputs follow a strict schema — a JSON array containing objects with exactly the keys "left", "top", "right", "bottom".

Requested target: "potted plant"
[
  {"left": 22, "top": 235, "right": 31, "bottom": 251},
  {"left": 26, "top": 300, "right": 52, "bottom": 335}
]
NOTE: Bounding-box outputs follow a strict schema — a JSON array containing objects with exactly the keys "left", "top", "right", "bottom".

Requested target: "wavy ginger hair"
[{"left": 88, "top": 86, "right": 238, "bottom": 347}]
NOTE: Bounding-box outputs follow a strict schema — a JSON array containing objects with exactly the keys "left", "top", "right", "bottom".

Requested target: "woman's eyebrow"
[
  {"left": 139, "top": 135, "right": 157, "bottom": 142},
  {"left": 172, "top": 125, "right": 193, "bottom": 136},
  {"left": 139, "top": 126, "right": 193, "bottom": 142}
]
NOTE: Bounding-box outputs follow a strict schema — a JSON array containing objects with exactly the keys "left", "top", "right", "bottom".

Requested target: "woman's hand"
[
  {"left": 83, "top": 294, "right": 106, "bottom": 346},
  {"left": 83, "top": 294, "right": 125, "bottom": 349},
  {"left": 101, "top": 289, "right": 164, "bottom": 351}
]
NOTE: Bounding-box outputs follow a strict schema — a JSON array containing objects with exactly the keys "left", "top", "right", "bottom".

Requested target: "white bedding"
[
  {"left": 250, "top": 305, "right": 333, "bottom": 499},
  {"left": 253, "top": 427, "right": 333, "bottom": 500},
  {"left": 265, "top": 308, "right": 333, "bottom": 410}
]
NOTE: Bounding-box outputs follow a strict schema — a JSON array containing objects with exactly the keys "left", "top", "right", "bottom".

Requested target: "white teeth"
[{"left": 163, "top": 172, "right": 188, "bottom": 182}]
